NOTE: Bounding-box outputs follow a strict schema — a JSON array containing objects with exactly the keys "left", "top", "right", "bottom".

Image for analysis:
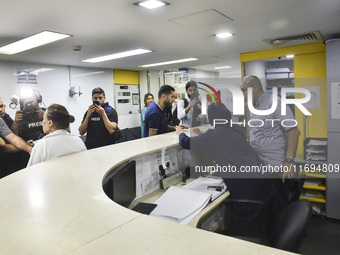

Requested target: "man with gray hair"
[
  {"left": 240, "top": 75, "right": 300, "bottom": 208},
  {"left": 0, "top": 117, "right": 33, "bottom": 177},
  {"left": 0, "top": 97, "right": 15, "bottom": 130}
]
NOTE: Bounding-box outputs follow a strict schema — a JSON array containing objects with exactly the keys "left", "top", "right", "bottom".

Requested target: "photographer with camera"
[
  {"left": 79, "top": 87, "right": 118, "bottom": 149},
  {"left": 6, "top": 89, "right": 46, "bottom": 169},
  {"left": 12, "top": 90, "right": 45, "bottom": 142}
]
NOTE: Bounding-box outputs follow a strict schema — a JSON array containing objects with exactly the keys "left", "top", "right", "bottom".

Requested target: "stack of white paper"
[
  {"left": 307, "top": 140, "right": 327, "bottom": 146},
  {"left": 182, "top": 177, "right": 227, "bottom": 201},
  {"left": 150, "top": 186, "right": 211, "bottom": 224}
]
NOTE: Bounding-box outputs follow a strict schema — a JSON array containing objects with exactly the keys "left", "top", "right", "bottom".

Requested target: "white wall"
[
  {"left": 148, "top": 70, "right": 161, "bottom": 98},
  {"left": 244, "top": 60, "right": 268, "bottom": 90},
  {"left": 0, "top": 60, "right": 218, "bottom": 135},
  {"left": 0, "top": 61, "right": 115, "bottom": 134}
]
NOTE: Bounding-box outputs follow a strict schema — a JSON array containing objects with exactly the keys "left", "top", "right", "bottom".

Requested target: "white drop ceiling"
[{"left": 0, "top": 0, "right": 340, "bottom": 74}]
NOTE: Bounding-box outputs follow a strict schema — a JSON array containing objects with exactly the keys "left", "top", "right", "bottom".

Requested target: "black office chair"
[
  {"left": 220, "top": 199, "right": 312, "bottom": 253},
  {"left": 270, "top": 199, "right": 312, "bottom": 252},
  {"left": 287, "top": 175, "right": 306, "bottom": 204},
  {"left": 221, "top": 199, "right": 266, "bottom": 238}
]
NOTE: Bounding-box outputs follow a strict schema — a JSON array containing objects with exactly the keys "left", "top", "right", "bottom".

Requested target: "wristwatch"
[{"left": 285, "top": 158, "right": 294, "bottom": 163}]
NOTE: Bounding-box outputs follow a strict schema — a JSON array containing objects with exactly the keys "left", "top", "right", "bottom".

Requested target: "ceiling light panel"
[
  {"left": 214, "top": 32, "right": 233, "bottom": 38},
  {"left": 214, "top": 66, "right": 231, "bottom": 69},
  {"left": 136, "top": 0, "right": 168, "bottom": 10},
  {"left": 82, "top": 49, "right": 152, "bottom": 63},
  {"left": 139, "top": 58, "right": 199, "bottom": 68},
  {"left": 0, "top": 31, "right": 71, "bottom": 55}
]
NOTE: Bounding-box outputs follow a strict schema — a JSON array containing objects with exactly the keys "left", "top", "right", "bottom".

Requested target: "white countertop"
[{"left": 0, "top": 130, "right": 295, "bottom": 254}]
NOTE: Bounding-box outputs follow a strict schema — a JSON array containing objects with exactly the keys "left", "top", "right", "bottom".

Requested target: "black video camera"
[{"left": 20, "top": 99, "right": 39, "bottom": 121}]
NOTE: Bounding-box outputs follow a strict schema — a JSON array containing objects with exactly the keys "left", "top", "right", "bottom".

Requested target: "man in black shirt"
[{"left": 79, "top": 87, "right": 119, "bottom": 149}]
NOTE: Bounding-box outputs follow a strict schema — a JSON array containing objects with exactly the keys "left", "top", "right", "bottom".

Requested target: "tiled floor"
[{"left": 299, "top": 215, "right": 340, "bottom": 255}]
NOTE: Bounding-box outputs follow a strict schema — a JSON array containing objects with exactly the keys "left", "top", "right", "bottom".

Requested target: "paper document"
[
  {"left": 307, "top": 140, "right": 327, "bottom": 146},
  {"left": 305, "top": 155, "right": 327, "bottom": 161},
  {"left": 182, "top": 177, "right": 227, "bottom": 201},
  {"left": 304, "top": 180, "right": 322, "bottom": 186},
  {"left": 305, "top": 146, "right": 326, "bottom": 154},
  {"left": 150, "top": 186, "right": 211, "bottom": 222}
]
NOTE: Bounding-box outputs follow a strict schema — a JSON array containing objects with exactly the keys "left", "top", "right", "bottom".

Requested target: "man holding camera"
[
  {"left": 12, "top": 91, "right": 45, "bottom": 142},
  {"left": 79, "top": 87, "right": 118, "bottom": 149}
]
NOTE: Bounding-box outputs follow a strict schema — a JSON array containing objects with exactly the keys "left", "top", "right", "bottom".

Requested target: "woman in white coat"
[{"left": 27, "top": 104, "right": 86, "bottom": 166}]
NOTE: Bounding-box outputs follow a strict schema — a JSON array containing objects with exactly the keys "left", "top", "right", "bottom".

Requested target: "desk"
[
  {"left": 0, "top": 131, "right": 294, "bottom": 254},
  {"left": 129, "top": 179, "right": 230, "bottom": 228}
]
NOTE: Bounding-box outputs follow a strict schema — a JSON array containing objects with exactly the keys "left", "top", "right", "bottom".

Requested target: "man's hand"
[
  {"left": 85, "top": 105, "right": 96, "bottom": 119},
  {"left": 282, "top": 162, "right": 296, "bottom": 183},
  {"left": 188, "top": 97, "right": 199, "bottom": 108},
  {"left": 15, "top": 110, "right": 24, "bottom": 123},
  {"left": 37, "top": 109, "right": 45, "bottom": 120},
  {"left": 175, "top": 126, "right": 184, "bottom": 135},
  {"left": 94, "top": 104, "right": 106, "bottom": 116},
  {"left": 179, "top": 124, "right": 189, "bottom": 130},
  {"left": 175, "top": 124, "right": 189, "bottom": 135}
]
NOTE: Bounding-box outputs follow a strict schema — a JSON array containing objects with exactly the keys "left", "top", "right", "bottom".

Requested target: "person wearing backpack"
[{"left": 176, "top": 80, "right": 202, "bottom": 127}]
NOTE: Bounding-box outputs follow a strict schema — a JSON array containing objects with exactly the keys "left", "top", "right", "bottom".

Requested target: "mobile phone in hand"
[{"left": 93, "top": 101, "right": 99, "bottom": 106}]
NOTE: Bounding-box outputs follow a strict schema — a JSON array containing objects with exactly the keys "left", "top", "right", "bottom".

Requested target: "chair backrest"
[
  {"left": 287, "top": 176, "right": 306, "bottom": 204},
  {"left": 222, "top": 199, "right": 265, "bottom": 237},
  {"left": 271, "top": 200, "right": 312, "bottom": 253}
]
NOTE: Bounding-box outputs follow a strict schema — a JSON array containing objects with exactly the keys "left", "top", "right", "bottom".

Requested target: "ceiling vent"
[{"left": 263, "top": 31, "right": 324, "bottom": 47}]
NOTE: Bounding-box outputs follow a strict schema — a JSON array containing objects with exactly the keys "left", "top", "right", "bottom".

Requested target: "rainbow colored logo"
[{"left": 197, "top": 82, "right": 223, "bottom": 106}]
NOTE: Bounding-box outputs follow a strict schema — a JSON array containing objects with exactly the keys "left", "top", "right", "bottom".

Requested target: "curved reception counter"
[{"left": 0, "top": 131, "right": 294, "bottom": 254}]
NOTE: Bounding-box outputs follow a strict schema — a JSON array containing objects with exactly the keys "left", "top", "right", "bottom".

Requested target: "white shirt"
[
  {"left": 177, "top": 96, "right": 203, "bottom": 127},
  {"left": 177, "top": 96, "right": 193, "bottom": 127},
  {"left": 249, "top": 93, "right": 296, "bottom": 167},
  {"left": 27, "top": 129, "right": 87, "bottom": 167}
]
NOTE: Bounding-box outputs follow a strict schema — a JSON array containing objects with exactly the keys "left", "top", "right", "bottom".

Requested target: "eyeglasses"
[
  {"left": 0, "top": 104, "right": 4, "bottom": 108},
  {"left": 241, "top": 86, "right": 253, "bottom": 92}
]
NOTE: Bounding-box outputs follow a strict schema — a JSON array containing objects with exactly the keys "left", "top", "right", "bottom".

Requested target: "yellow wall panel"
[
  {"left": 240, "top": 43, "right": 327, "bottom": 157},
  {"left": 294, "top": 52, "right": 327, "bottom": 156},
  {"left": 114, "top": 70, "right": 139, "bottom": 85},
  {"left": 240, "top": 43, "right": 325, "bottom": 62}
]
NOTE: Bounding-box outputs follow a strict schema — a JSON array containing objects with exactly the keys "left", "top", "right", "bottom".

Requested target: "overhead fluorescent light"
[
  {"left": 82, "top": 49, "right": 152, "bottom": 63},
  {"left": 214, "top": 32, "right": 234, "bottom": 38},
  {"left": 286, "top": 55, "right": 294, "bottom": 58},
  {"left": 265, "top": 68, "right": 291, "bottom": 73},
  {"left": 139, "top": 58, "right": 199, "bottom": 68},
  {"left": 214, "top": 66, "right": 231, "bottom": 70},
  {"left": 0, "top": 31, "right": 71, "bottom": 55},
  {"left": 135, "top": 0, "right": 169, "bottom": 9}
]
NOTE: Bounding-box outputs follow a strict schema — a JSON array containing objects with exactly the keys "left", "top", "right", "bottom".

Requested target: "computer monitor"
[{"left": 102, "top": 160, "right": 136, "bottom": 208}]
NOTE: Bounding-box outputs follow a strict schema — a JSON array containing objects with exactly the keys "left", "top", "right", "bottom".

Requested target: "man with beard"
[
  {"left": 177, "top": 80, "right": 202, "bottom": 127},
  {"left": 144, "top": 85, "right": 187, "bottom": 137},
  {"left": 79, "top": 87, "right": 118, "bottom": 149}
]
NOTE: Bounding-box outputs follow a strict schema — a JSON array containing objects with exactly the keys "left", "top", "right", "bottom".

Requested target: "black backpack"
[{"left": 171, "top": 98, "right": 188, "bottom": 126}]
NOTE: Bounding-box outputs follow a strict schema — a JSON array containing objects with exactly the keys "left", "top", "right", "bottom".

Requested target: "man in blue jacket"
[
  {"left": 176, "top": 103, "right": 278, "bottom": 236},
  {"left": 144, "top": 85, "right": 187, "bottom": 137},
  {"left": 79, "top": 87, "right": 118, "bottom": 149}
]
